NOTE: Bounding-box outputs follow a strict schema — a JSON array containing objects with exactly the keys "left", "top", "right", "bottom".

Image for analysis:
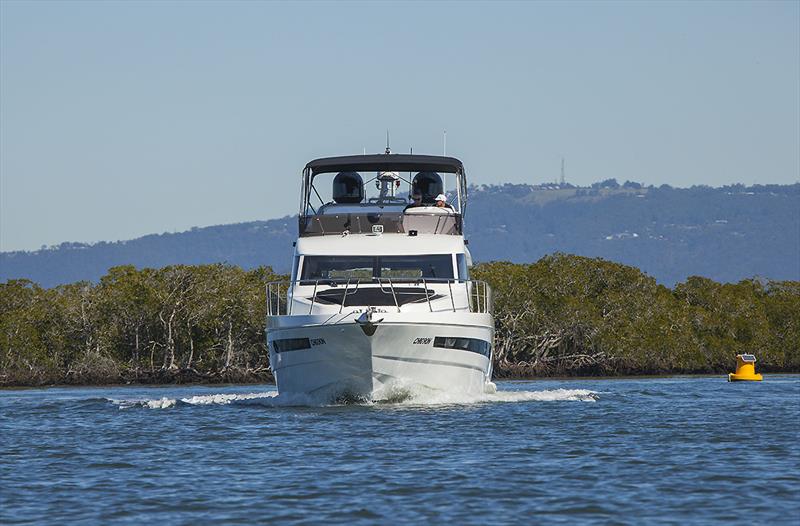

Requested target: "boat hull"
[{"left": 267, "top": 312, "right": 493, "bottom": 401}]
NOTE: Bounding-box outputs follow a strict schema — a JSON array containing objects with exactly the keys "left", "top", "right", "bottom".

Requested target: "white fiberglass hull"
[{"left": 267, "top": 312, "right": 493, "bottom": 401}]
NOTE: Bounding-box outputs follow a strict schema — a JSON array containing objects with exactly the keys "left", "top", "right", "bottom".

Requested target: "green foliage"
[
  {"left": 0, "top": 265, "right": 283, "bottom": 385},
  {"left": 1, "top": 255, "right": 797, "bottom": 385},
  {"left": 473, "top": 254, "right": 799, "bottom": 376}
]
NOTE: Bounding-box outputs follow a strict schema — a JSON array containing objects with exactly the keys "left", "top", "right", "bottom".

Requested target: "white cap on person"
[{"left": 435, "top": 194, "right": 447, "bottom": 203}]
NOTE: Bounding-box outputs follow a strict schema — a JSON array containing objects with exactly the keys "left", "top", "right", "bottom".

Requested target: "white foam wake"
[
  {"left": 483, "top": 388, "right": 598, "bottom": 403},
  {"left": 109, "top": 386, "right": 597, "bottom": 409},
  {"left": 373, "top": 382, "right": 598, "bottom": 406},
  {"left": 110, "top": 391, "right": 279, "bottom": 410}
]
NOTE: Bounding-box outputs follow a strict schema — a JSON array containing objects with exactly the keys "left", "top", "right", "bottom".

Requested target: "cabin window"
[
  {"left": 433, "top": 336, "right": 491, "bottom": 358},
  {"left": 300, "top": 255, "right": 454, "bottom": 281},
  {"left": 302, "top": 256, "right": 374, "bottom": 281},
  {"left": 272, "top": 338, "right": 311, "bottom": 353},
  {"left": 379, "top": 255, "right": 453, "bottom": 280},
  {"left": 291, "top": 256, "right": 301, "bottom": 282},
  {"left": 456, "top": 254, "right": 469, "bottom": 280}
]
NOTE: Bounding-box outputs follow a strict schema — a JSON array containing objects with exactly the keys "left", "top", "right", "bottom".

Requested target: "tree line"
[
  {"left": 472, "top": 255, "right": 799, "bottom": 377},
  {"left": 1, "top": 255, "right": 798, "bottom": 386},
  {"left": 0, "top": 265, "right": 279, "bottom": 386}
]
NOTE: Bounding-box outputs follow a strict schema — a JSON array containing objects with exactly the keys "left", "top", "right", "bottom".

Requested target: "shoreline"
[
  {"left": 3, "top": 369, "right": 797, "bottom": 390},
  {"left": 4, "top": 258, "right": 797, "bottom": 391}
]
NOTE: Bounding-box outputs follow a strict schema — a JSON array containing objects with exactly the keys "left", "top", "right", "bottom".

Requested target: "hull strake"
[{"left": 267, "top": 315, "right": 493, "bottom": 400}]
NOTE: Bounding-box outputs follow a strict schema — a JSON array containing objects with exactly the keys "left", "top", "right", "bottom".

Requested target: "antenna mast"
[
  {"left": 443, "top": 130, "right": 447, "bottom": 193},
  {"left": 377, "top": 130, "right": 398, "bottom": 201},
  {"left": 560, "top": 157, "right": 566, "bottom": 185}
]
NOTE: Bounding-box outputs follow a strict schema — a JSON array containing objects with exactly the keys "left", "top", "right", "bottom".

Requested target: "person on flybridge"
[{"left": 435, "top": 194, "right": 453, "bottom": 209}]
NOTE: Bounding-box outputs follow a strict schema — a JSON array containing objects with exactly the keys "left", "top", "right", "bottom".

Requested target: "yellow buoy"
[{"left": 728, "top": 353, "right": 763, "bottom": 382}]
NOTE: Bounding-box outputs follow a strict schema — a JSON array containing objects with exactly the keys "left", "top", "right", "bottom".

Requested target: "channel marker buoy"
[{"left": 728, "top": 354, "right": 763, "bottom": 382}]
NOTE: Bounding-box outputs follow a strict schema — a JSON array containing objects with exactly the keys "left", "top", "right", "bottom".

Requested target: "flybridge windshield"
[
  {"left": 300, "top": 155, "right": 468, "bottom": 221},
  {"left": 301, "top": 255, "right": 454, "bottom": 281},
  {"left": 305, "top": 171, "right": 460, "bottom": 211}
]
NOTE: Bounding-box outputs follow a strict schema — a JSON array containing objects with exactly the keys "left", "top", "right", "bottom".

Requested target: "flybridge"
[{"left": 298, "top": 153, "right": 468, "bottom": 237}]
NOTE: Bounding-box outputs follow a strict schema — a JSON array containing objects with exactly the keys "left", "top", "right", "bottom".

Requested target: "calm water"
[{"left": 1, "top": 376, "right": 798, "bottom": 525}]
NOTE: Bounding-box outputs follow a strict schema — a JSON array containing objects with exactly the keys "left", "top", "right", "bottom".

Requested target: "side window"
[
  {"left": 291, "top": 256, "right": 301, "bottom": 282},
  {"left": 456, "top": 254, "right": 469, "bottom": 280}
]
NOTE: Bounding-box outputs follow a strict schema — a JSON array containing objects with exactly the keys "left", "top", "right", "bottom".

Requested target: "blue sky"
[{"left": 1, "top": 0, "right": 798, "bottom": 251}]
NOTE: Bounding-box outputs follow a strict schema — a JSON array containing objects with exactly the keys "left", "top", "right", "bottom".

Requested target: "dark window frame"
[
  {"left": 272, "top": 338, "right": 311, "bottom": 353},
  {"left": 456, "top": 253, "right": 469, "bottom": 280},
  {"left": 300, "top": 255, "right": 455, "bottom": 281},
  {"left": 433, "top": 336, "right": 491, "bottom": 358}
]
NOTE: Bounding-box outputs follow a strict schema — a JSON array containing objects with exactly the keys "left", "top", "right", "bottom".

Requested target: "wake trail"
[{"left": 107, "top": 386, "right": 598, "bottom": 410}]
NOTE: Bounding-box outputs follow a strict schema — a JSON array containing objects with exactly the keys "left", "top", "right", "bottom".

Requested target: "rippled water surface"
[{"left": 2, "top": 376, "right": 798, "bottom": 524}]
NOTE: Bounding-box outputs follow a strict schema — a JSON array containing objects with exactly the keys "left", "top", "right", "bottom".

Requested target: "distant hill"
[
  {"left": 467, "top": 181, "right": 799, "bottom": 285},
  {"left": 2, "top": 181, "right": 798, "bottom": 288}
]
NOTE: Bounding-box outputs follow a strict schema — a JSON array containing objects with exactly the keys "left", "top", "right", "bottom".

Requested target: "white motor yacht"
[{"left": 266, "top": 152, "right": 494, "bottom": 401}]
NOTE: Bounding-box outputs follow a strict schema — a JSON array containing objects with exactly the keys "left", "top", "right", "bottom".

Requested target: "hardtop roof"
[{"left": 305, "top": 154, "right": 464, "bottom": 176}]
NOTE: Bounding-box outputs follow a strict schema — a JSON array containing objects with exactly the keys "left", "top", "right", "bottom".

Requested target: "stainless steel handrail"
[
  {"left": 377, "top": 278, "right": 401, "bottom": 313},
  {"left": 266, "top": 278, "right": 492, "bottom": 316},
  {"left": 448, "top": 280, "right": 455, "bottom": 312},
  {"left": 421, "top": 277, "right": 432, "bottom": 312},
  {"left": 338, "top": 278, "right": 350, "bottom": 314}
]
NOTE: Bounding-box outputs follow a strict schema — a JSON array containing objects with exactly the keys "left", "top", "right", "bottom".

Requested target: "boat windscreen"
[{"left": 301, "top": 255, "right": 454, "bottom": 281}]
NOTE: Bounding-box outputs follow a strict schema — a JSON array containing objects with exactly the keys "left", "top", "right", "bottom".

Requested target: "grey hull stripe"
[{"left": 373, "top": 355, "right": 486, "bottom": 373}]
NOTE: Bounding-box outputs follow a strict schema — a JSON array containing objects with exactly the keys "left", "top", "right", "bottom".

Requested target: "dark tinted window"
[
  {"left": 272, "top": 338, "right": 311, "bottom": 353},
  {"left": 433, "top": 336, "right": 491, "bottom": 358},
  {"left": 301, "top": 256, "right": 373, "bottom": 280},
  {"left": 379, "top": 255, "right": 453, "bottom": 279},
  {"left": 456, "top": 253, "right": 469, "bottom": 280},
  {"left": 301, "top": 255, "right": 454, "bottom": 281},
  {"left": 291, "top": 256, "right": 301, "bottom": 281}
]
